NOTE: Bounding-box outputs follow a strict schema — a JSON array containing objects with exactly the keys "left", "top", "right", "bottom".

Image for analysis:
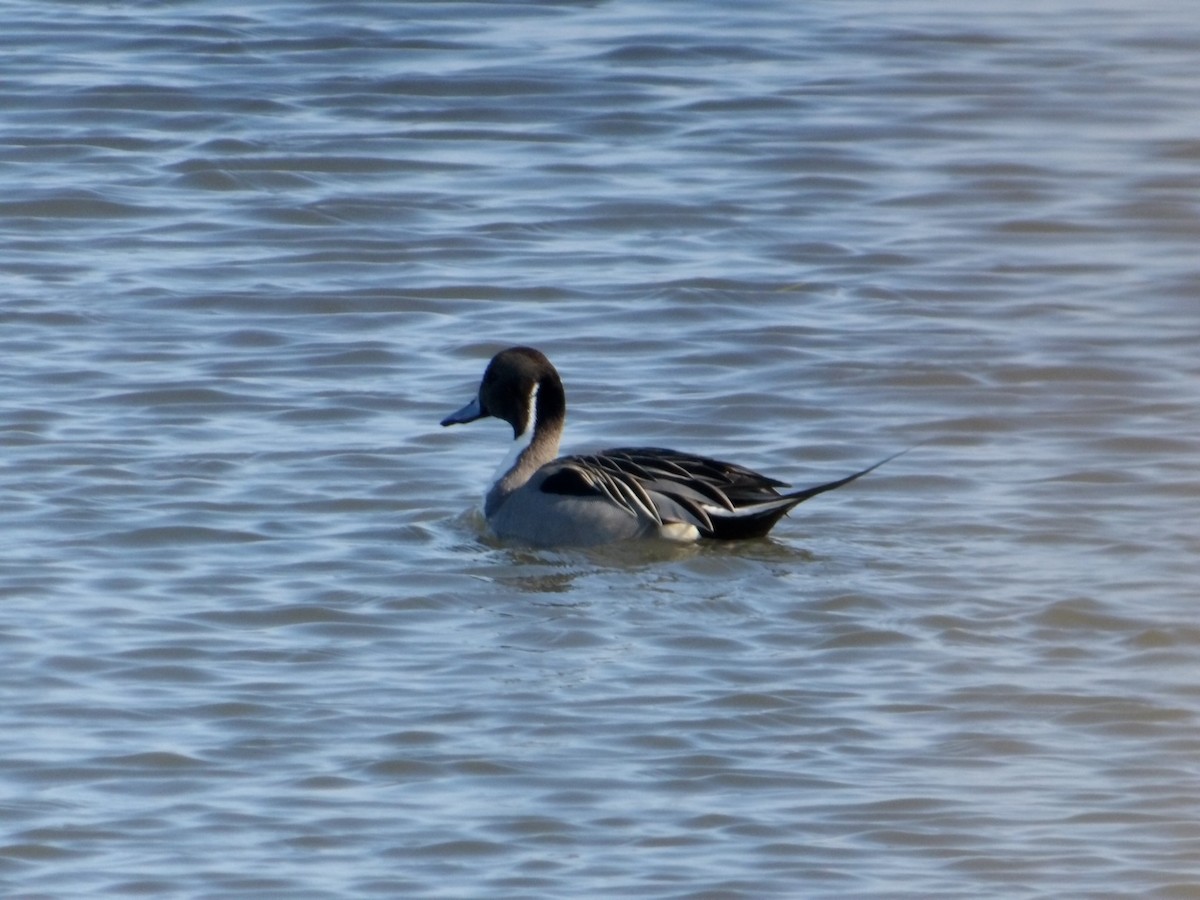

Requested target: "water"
[{"left": 3, "top": 1, "right": 1199, "bottom": 896}]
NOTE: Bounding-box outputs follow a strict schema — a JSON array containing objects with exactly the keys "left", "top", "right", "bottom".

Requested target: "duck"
[{"left": 441, "top": 346, "right": 902, "bottom": 547}]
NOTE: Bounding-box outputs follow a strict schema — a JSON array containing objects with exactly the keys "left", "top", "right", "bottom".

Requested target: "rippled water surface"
[{"left": 4, "top": 1, "right": 1200, "bottom": 896}]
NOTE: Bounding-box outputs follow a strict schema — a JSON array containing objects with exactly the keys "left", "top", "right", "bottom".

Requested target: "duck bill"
[{"left": 440, "top": 396, "right": 486, "bottom": 426}]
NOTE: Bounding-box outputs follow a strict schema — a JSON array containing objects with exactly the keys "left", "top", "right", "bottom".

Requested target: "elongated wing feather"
[
  {"left": 540, "top": 459, "right": 662, "bottom": 524},
  {"left": 539, "top": 445, "right": 908, "bottom": 540}
]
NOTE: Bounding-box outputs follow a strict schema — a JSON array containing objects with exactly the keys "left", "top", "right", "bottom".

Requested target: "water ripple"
[{"left": 2, "top": 0, "right": 1199, "bottom": 897}]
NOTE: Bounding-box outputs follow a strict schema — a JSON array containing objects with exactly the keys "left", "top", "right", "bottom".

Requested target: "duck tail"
[{"left": 706, "top": 448, "right": 910, "bottom": 541}]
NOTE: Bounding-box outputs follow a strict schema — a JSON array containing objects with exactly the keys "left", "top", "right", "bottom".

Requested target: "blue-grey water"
[{"left": 3, "top": 1, "right": 1199, "bottom": 897}]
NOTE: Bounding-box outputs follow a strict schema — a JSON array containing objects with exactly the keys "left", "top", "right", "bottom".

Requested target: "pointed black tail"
[
  {"left": 707, "top": 447, "right": 910, "bottom": 541},
  {"left": 777, "top": 447, "right": 910, "bottom": 508}
]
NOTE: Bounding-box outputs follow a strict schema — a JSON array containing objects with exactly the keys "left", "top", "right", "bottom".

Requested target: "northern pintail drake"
[{"left": 441, "top": 346, "right": 901, "bottom": 547}]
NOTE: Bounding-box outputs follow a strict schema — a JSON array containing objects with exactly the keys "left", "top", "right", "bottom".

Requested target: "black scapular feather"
[{"left": 540, "top": 446, "right": 908, "bottom": 540}]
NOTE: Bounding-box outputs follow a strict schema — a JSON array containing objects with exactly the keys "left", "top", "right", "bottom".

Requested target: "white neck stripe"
[
  {"left": 491, "top": 381, "right": 539, "bottom": 487},
  {"left": 522, "top": 382, "right": 539, "bottom": 439}
]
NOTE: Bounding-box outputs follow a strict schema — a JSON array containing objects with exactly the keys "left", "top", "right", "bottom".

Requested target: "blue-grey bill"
[{"left": 440, "top": 396, "right": 485, "bottom": 426}]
